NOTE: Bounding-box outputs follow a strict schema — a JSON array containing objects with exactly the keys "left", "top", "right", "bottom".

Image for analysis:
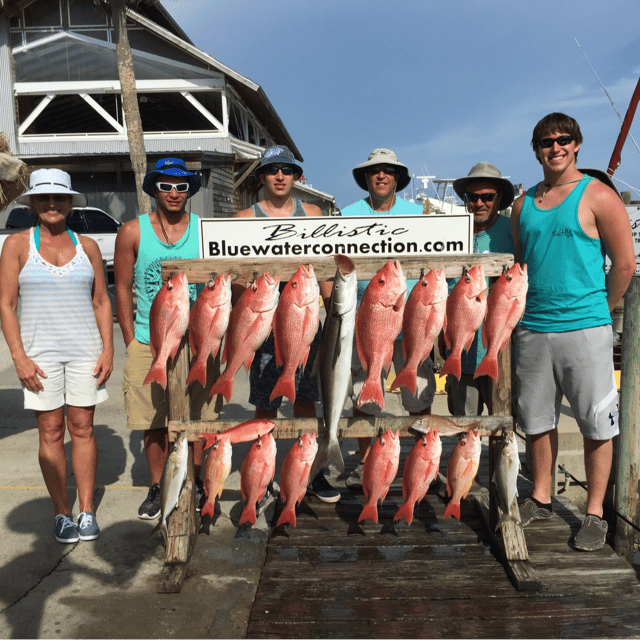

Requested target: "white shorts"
[
  {"left": 23, "top": 360, "right": 108, "bottom": 411},
  {"left": 351, "top": 339, "right": 436, "bottom": 415},
  {"left": 514, "top": 325, "right": 619, "bottom": 440}
]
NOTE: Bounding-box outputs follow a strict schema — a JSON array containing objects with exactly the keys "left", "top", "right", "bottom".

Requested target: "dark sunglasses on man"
[
  {"left": 537, "top": 135, "right": 574, "bottom": 149},
  {"left": 156, "top": 182, "right": 190, "bottom": 193},
  {"left": 366, "top": 165, "right": 397, "bottom": 176},
  {"left": 262, "top": 165, "right": 295, "bottom": 176},
  {"left": 464, "top": 191, "right": 499, "bottom": 204}
]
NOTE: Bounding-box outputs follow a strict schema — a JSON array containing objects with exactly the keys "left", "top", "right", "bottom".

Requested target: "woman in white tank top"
[{"left": 0, "top": 169, "right": 113, "bottom": 543}]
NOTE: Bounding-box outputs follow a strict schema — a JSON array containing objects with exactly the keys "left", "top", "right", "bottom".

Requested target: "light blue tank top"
[
  {"left": 519, "top": 175, "right": 610, "bottom": 332},
  {"left": 134, "top": 212, "right": 200, "bottom": 344}
]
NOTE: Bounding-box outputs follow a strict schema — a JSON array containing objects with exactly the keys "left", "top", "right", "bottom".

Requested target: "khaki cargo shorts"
[{"left": 123, "top": 338, "right": 222, "bottom": 430}]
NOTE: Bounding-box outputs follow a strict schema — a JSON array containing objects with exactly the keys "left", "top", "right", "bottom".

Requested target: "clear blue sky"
[{"left": 164, "top": 0, "right": 640, "bottom": 210}]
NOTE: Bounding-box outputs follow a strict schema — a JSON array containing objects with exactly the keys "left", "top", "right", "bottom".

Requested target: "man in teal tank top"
[
  {"left": 115, "top": 158, "right": 220, "bottom": 521},
  {"left": 511, "top": 113, "right": 635, "bottom": 551}
]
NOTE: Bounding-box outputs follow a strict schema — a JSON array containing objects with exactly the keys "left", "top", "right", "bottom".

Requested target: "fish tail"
[
  {"left": 357, "top": 374, "right": 385, "bottom": 409},
  {"left": 393, "top": 501, "right": 414, "bottom": 526},
  {"left": 276, "top": 505, "right": 297, "bottom": 528},
  {"left": 148, "top": 519, "right": 168, "bottom": 542},
  {"left": 327, "top": 438, "right": 345, "bottom": 474},
  {"left": 210, "top": 372, "right": 233, "bottom": 401},
  {"left": 143, "top": 359, "right": 168, "bottom": 389},
  {"left": 443, "top": 501, "right": 461, "bottom": 520},
  {"left": 495, "top": 513, "right": 518, "bottom": 532},
  {"left": 270, "top": 372, "right": 296, "bottom": 404},
  {"left": 473, "top": 356, "right": 498, "bottom": 381},
  {"left": 186, "top": 358, "right": 207, "bottom": 387},
  {"left": 439, "top": 354, "right": 461, "bottom": 380},
  {"left": 238, "top": 504, "right": 257, "bottom": 526},
  {"left": 389, "top": 365, "right": 417, "bottom": 396},
  {"left": 201, "top": 499, "right": 214, "bottom": 518},
  {"left": 358, "top": 501, "right": 379, "bottom": 524}
]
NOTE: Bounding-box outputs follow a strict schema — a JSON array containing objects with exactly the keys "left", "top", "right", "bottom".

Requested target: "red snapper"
[{"left": 239, "top": 433, "right": 277, "bottom": 526}]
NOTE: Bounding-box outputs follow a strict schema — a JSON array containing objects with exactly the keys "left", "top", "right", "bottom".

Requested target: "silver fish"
[
  {"left": 312, "top": 255, "right": 357, "bottom": 477},
  {"left": 150, "top": 433, "right": 189, "bottom": 542},
  {"left": 493, "top": 430, "right": 521, "bottom": 531}
]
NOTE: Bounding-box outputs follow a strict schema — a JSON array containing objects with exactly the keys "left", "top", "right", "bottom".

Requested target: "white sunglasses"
[{"left": 156, "top": 182, "right": 190, "bottom": 193}]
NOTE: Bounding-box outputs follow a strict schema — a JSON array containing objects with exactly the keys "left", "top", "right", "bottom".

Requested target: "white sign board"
[{"left": 199, "top": 214, "right": 473, "bottom": 260}]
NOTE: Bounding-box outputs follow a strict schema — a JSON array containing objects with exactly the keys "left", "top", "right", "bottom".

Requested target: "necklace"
[
  {"left": 264, "top": 197, "right": 294, "bottom": 217},
  {"left": 538, "top": 176, "right": 583, "bottom": 202}
]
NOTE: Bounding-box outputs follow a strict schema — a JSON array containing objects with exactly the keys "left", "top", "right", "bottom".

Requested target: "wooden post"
[{"left": 614, "top": 277, "right": 640, "bottom": 560}]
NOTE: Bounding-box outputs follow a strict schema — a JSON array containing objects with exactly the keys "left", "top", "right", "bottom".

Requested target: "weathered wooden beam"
[
  {"left": 161, "top": 253, "right": 514, "bottom": 285},
  {"left": 474, "top": 493, "right": 542, "bottom": 591},
  {"left": 614, "top": 276, "right": 640, "bottom": 560},
  {"left": 167, "top": 414, "right": 515, "bottom": 442}
]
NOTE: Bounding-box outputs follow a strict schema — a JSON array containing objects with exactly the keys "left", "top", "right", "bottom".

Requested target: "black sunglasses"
[
  {"left": 156, "top": 182, "right": 190, "bottom": 193},
  {"left": 538, "top": 135, "right": 574, "bottom": 149},
  {"left": 464, "top": 191, "right": 499, "bottom": 204},
  {"left": 366, "top": 165, "right": 397, "bottom": 175},
  {"left": 262, "top": 165, "right": 295, "bottom": 175}
]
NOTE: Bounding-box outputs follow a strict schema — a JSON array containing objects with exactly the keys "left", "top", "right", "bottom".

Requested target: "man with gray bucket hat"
[
  {"left": 340, "top": 148, "right": 437, "bottom": 489},
  {"left": 439, "top": 162, "right": 516, "bottom": 417}
]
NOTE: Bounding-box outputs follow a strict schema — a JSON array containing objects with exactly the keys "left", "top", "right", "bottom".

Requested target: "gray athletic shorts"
[
  {"left": 351, "top": 339, "right": 436, "bottom": 415},
  {"left": 514, "top": 325, "right": 619, "bottom": 440}
]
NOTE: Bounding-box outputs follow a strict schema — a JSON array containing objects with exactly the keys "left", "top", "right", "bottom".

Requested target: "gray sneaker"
[
  {"left": 55, "top": 514, "right": 79, "bottom": 544},
  {"left": 77, "top": 511, "right": 100, "bottom": 541},
  {"left": 574, "top": 514, "right": 608, "bottom": 551},
  {"left": 345, "top": 462, "right": 365, "bottom": 490},
  {"left": 307, "top": 471, "right": 341, "bottom": 503},
  {"left": 519, "top": 498, "right": 554, "bottom": 526}
]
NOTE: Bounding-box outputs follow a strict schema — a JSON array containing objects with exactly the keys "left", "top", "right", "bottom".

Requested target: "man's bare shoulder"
[
  {"left": 301, "top": 203, "right": 323, "bottom": 217},
  {"left": 585, "top": 178, "right": 624, "bottom": 213},
  {"left": 236, "top": 207, "right": 255, "bottom": 218}
]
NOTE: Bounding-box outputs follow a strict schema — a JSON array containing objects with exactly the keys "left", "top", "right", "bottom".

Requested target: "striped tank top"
[{"left": 18, "top": 226, "right": 103, "bottom": 362}]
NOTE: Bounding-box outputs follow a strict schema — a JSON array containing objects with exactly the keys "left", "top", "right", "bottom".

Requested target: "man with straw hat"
[
  {"left": 115, "top": 157, "right": 220, "bottom": 521},
  {"left": 440, "top": 162, "right": 516, "bottom": 416},
  {"left": 340, "top": 148, "right": 437, "bottom": 489}
]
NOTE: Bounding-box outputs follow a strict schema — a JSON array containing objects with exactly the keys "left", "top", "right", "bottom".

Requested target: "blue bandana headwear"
[{"left": 254, "top": 145, "right": 303, "bottom": 178}]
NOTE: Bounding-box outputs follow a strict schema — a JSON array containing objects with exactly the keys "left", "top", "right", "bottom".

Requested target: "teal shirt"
[
  {"left": 134, "top": 212, "right": 200, "bottom": 345},
  {"left": 447, "top": 214, "right": 514, "bottom": 374},
  {"left": 519, "top": 176, "right": 610, "bottom": 332},
  {"left": 340, "top": 197, "right": 423, "bottom": 304}
]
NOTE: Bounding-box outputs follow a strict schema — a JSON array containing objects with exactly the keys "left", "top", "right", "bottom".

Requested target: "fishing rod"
[
  {"left": 574, "top": 37, "right": 640, "bottom": 175},
  {"left": 558, "top": 463, "right": 640, "bottom": 533}
]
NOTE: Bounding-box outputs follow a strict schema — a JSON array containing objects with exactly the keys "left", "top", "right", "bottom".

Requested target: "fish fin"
[
  {"left": 186, "top": 358, "right": 207, "bottom": 387},
  {"left": 143, "top": 359, "right": 168, "bottom": 389},
  {"left": 389, "top": 365, "right": 417, "bottom": 396},
  {"left": 209, "top": 372, "right": 233, "bottom": 402},
  {"left": 443, "top": 501, "right": 461, "bottom": 520},
  {"left": 473, "top": 356, "right": 498, "bottom": 381},
  {"left": 276, "top": 505, "right": 296, "bottom": 528},
  {"left": 243, "top": 353, "right": 255, "bottom": 372},
  {"left": 357, "top": 374, "right": 385, "bottom": 409},
  {"left": 439, "top": 354, "right": 461, "bottom": 380},
  {"left": 270, "top": 372, "right": 296, "bottom": 404},
  {"left": 220, "top": 339, "right": 228, "bottom": 365},
  {"left": 358, "top": 502, "right": 379, "bottom": 524},
  {"left": 238, "top": 504, "right": 257, "bottom": 526},
  {"left": 393, "top": 501, "right": 414, "bottom": 526}
]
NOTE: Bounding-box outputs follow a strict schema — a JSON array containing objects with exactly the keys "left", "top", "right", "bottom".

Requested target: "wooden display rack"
[{"left": 158, "top": 253, "right": 540, "bottom": 592}]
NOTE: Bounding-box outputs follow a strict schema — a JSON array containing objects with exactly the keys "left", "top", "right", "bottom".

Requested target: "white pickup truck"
[{"left": 0, "top": 206, "right": 122, "bottom": 269}]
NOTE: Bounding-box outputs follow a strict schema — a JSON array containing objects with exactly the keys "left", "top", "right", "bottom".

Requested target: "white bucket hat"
[
  {"left": 352, "top": 148, "right": 411, "bottom": 192},
  {"left": 453, "top": 162, "right": 515, "bottom": 211},
  {"left": 17, "top": 168, "right": 87, "bottom": 208}
]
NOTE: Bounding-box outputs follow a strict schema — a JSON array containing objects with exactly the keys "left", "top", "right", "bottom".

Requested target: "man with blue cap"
[{"left": 115, "top": 158, "right": 220, "bottom": 520}]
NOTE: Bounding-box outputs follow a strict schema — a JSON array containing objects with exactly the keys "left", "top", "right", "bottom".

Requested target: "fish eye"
[
  {"left": 379, "top": 277, "right": 385, "bottom": 285},
  {"left": 292, "top": 281, "right": 298, "bottom": 288}
]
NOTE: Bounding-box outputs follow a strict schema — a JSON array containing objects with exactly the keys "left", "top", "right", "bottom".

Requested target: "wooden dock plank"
[{"left": 246, "top": 450, "right": 640, "bottom": 639}]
